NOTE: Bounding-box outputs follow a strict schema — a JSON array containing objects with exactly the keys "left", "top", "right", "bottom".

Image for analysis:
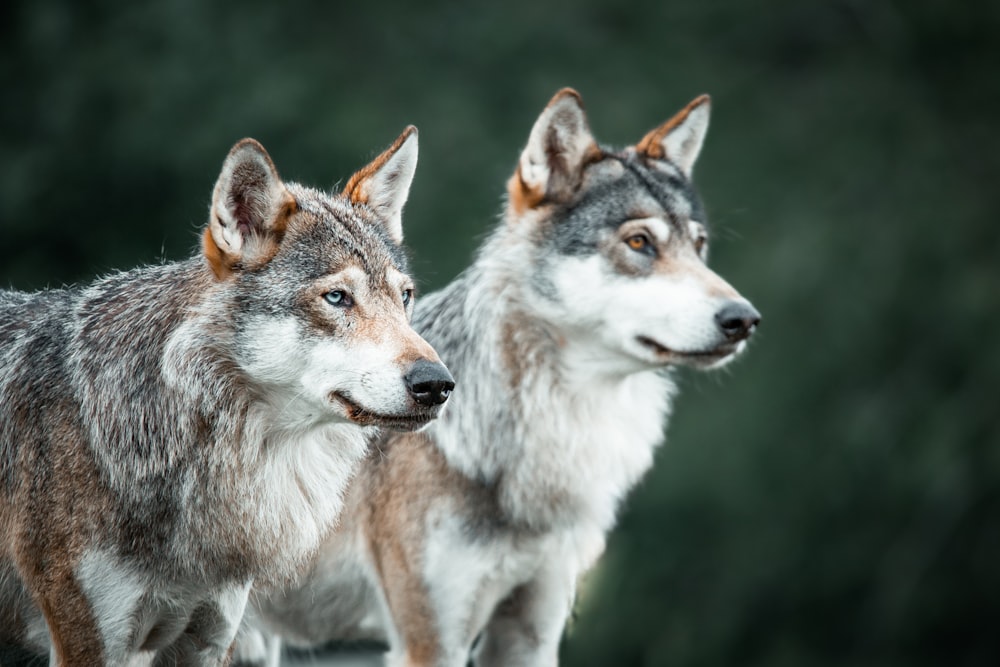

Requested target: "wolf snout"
[
  {"left": 715, "top": 300, "right": 761, "bottom": 342},
  {"left": 404, "top": 359, "right": 455, "bottom": 407}
]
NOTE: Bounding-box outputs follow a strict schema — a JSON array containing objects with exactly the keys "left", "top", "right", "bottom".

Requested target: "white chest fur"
[
  {"left": 435, "top": 358, "right": 674, "bottom": 533},
  {"left": 228, "top": 419, "right": 372, "bottom": 584},
  {"left": 502, "top": 367, "right": 674, "bottom": 531}
]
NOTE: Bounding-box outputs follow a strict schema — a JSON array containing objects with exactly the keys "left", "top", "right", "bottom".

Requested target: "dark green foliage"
[{"left": 2, "top": 1, "right": 997, "bottom": 664}]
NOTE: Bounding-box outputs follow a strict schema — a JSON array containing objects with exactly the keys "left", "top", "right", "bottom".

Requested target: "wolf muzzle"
[
  {"left": 714, "top": 300, "right": 761, "bottom": 342},
  {"left": 404, "top": 359, "right": 455, "bottom": 407}
]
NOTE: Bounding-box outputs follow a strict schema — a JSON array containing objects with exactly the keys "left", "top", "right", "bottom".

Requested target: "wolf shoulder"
[{"left": 2, "top": 258, "right": 213, "bottom": 360}]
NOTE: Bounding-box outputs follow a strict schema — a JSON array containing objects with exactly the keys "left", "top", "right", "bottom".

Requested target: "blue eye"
[
  {"left": 324, "top": 290, "right": 352, "bottom": 307},
  {"left": 402, "top": 289, "right": 413, "bottom": 306}
]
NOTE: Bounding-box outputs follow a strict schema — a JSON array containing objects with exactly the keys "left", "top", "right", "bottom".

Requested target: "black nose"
[
  {"left": 404, "top": 359, "right": 455, "bottom": 407},
  {"left": 715, "top": 301, "right": 761, "bottom": 342}
]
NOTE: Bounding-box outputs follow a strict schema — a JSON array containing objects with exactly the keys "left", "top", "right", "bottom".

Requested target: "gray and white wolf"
[
  {"left": 244, "top": 89, "right": 760, "bottom": 666},
  {"left": 0, "top": 127, "right": 454, "bottom": 665}
]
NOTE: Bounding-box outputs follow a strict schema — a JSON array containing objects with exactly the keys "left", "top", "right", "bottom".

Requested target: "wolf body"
[
  {"left": 0, "top": 128, "right": 454, "bottom": 665},
  {"left": 246, "top": 90, "right": 760, "bottom": 667}
]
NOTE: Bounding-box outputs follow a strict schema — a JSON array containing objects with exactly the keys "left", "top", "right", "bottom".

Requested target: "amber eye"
[
  {"left": 694, "top": 236, "right": 707, "bottom": 255},
  {"left": 626, "top": 235, "right": 650, "bottom": 252}
]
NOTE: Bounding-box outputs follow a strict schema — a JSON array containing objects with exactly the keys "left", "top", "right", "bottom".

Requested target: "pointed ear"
[
  {"left": 510, "top": 88, "right": 598, "bottom": 212},
  {"left": 636, "top": 94, "right": 711, "bottom": 178},
  {"left": 204, "top": 139, "right": 296, "bottom": 279},
  {"left": 342, "top": 126, "right": 418, "bottom": 244}
]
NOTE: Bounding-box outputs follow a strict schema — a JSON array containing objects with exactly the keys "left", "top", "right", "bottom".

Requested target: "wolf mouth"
[
  {"left": 330, "top": 392, "right": 437, "bottom": 431},
  {"left": 636, "top": 336, "right": 737, "bottom": 362}
]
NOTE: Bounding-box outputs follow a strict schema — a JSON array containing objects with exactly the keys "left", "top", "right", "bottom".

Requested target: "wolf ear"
[
  {"left": 510, "top": 88, "right": 597, "bottom": 212},
  {"left": 205, "top": 139, "right": 296, "bottom": 279},
  {"left": 636, "top": 95, "right": 711, "bottom": 178},
  {"left": 342, "top": 126, "right": 418, "bottom": 244}
]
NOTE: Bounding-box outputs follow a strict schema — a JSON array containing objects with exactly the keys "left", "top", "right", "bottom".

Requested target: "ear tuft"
[
  {"left": 343, "top": 126, "right": 419, "bottom": 244},
  {"left": 206, "top": 139, "right": 295, "bottom": 279},
  {"left": 510, "top": 88, "right": 597, "bottom": 212},
  {"left": 636, "top": 95, "right": 711, "bottom": 178}
]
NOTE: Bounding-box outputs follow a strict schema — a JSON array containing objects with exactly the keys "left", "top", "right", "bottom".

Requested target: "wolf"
[
  {"left": 0, "top": 126, "right": 454, "bottom": 665},
  {"left": 243, "top": 89, "right": 760, "bottom": 667}
]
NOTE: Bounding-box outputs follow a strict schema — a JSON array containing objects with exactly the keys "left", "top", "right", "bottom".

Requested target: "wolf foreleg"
[
  {"left": 472, "top": 562, "right": 577, "bottom": 667},
  {"left": 149, "top": 581, "right": 251, "bottom": 667}
]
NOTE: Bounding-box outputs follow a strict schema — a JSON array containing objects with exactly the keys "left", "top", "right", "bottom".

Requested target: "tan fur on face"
[
  {"left": 302, "top": 264, "right": 439, "bottom": 372},
  {"left": 601, "top": 216, "right": 742, "bottom": 302}
]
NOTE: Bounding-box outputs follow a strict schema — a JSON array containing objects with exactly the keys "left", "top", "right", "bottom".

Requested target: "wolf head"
[
  {"left": 504, "top": 89, "right": 760, "bottom": 373},
  {"left": 202, "top": 128, "right": 453, "bottom": 432}
]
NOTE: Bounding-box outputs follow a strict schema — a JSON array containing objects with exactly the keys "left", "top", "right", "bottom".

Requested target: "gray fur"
[
  {"left": 241, "top": 91, "right": 759, "bottom": 666},
  {"left": 0, "top": 132, "right": 439, "bottom": 664}
]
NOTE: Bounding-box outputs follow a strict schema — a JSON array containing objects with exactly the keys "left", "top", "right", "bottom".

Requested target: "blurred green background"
[{"left": 2, "top": 0, "right": 997, "bottom": 665}]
